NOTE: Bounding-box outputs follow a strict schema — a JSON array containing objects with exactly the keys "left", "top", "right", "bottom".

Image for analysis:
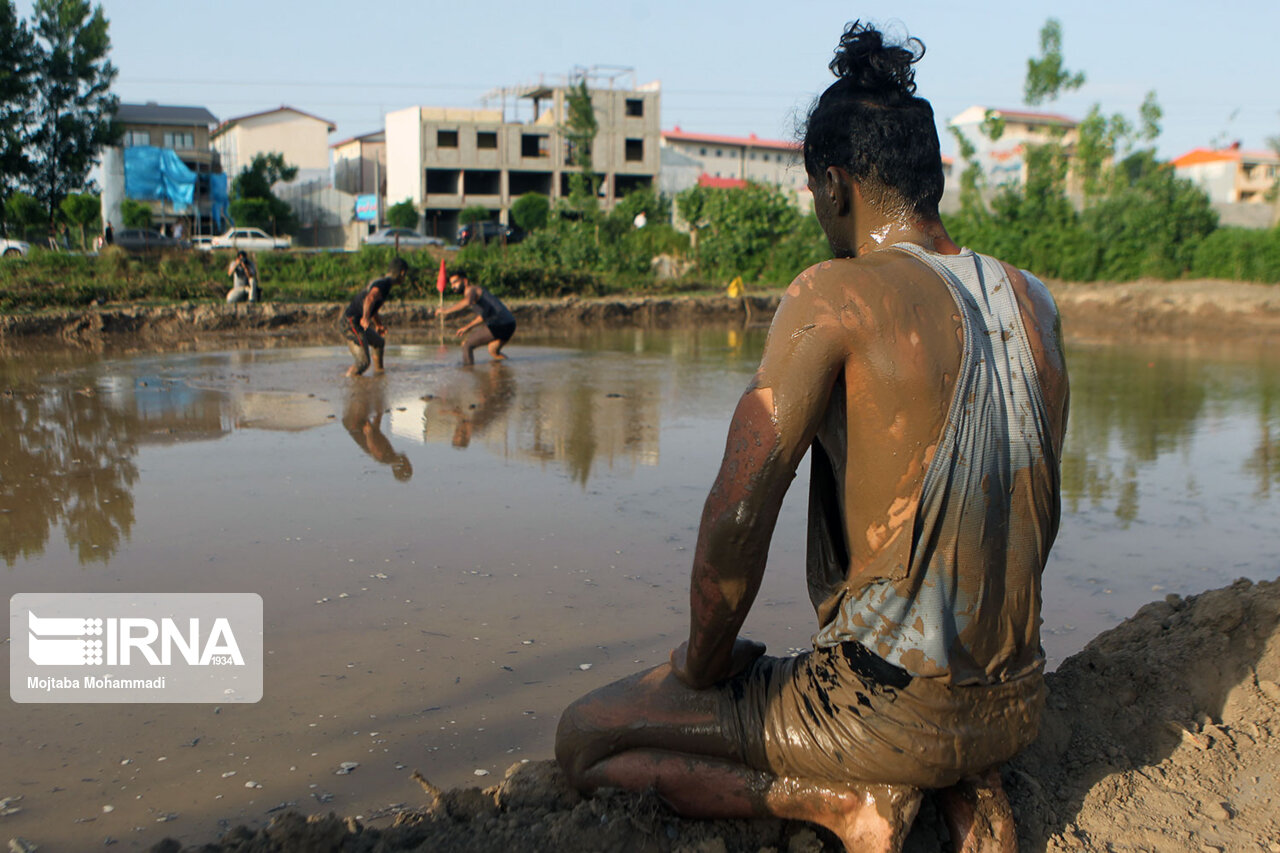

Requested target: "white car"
[
  {"left": 190, "top": 235, "right": 215, "bottom": 252},
  {"left": 362, "top": 227, "right": 445, "bottom": 249},
  {"left": 2, "top": 237, "right": 30, "bottom": 257},
  {"left": 210, "top": 227, "right": 291, "bottom": 251}
]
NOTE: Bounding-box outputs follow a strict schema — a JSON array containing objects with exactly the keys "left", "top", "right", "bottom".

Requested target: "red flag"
[{"left": 436, "top": 258, "right": 447, "bottom": 294}]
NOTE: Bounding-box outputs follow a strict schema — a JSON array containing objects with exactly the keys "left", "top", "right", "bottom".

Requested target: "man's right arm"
[{"left": 675, "top": 267, "right": 848, "bottom": 688}]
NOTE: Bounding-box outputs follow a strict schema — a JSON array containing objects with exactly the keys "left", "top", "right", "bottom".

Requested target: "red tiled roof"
[
  {"left": 664, "top": 126, "right": 800, "bottom": 152},
  {"left": 697, "top": 173, "right": 748, "bottom": 189},
  {"left": 1172, "top": 146, "right": 1279, "bottom": 167}
]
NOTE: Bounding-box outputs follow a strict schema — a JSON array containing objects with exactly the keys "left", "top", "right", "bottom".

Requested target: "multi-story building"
[
  {"left": 113, "top": 102, "right": 221, "bottom": 232},
  {"left": 1172, "top": 143, "right": 1280, "bottom": 228},
  {"left": 332, "top": 130, "right": 386, "bottom": 198},
  {"left": 385, "top": 72, "right": 661, "bottom": 239},
  {"left": 1172, "top": 144, "right": 1280, "bottom": 204},
  {"left": 949, "top": 105, "right": 1079, "bottom": 191},
  {"left": 212, "top": 106, "right": 336, "bottom": 186},
  {"left": 659, "top": 127, "right": 809, "bottom": 211}
]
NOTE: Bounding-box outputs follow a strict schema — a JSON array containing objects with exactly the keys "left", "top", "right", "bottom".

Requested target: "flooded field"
[{"left": 2, "top": 326, "right": 1278, "bottom": 850}]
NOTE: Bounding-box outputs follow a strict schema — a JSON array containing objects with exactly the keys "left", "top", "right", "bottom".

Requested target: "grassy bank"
[{"left": 0, "top": 245, "right": 655, "bottom": 314}]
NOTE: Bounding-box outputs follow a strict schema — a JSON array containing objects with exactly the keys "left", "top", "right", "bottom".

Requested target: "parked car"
[
  {"left": 1, "top": 237, "right": 30, "bottom": 257},
  {"left": 189, "top": 235, "right": 215, "bottom": 252},
  {"left": 210, "top": 227, "right": 292, "bottom": 251},
  {"left": 113, "top": 228, "right": 189, "bottom": 254},
  {"left": 456, "top": 221, "right": 523, "bottom": 247},
  {"left": 362, "top": 227, "right": 445, "bottom": 249}
]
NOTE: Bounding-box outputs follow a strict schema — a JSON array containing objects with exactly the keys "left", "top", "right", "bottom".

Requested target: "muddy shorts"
[
  {"left": 487, "top": 320, "right": 516, "bottom": 342},
  {"left": 717, "top": 642, "right": 1044, "bottom": 789}
]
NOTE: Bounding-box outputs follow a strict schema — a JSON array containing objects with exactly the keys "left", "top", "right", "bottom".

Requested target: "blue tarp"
[
  {"left": 209, "top": 173, "right": 229, "bottom": 231},
  {"left": 123, "top": 146, "right": 196, "bottom": 210}
]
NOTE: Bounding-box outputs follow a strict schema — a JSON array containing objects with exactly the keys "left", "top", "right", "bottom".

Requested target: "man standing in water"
[
  {"left": 556, "top": 20, "right": 1069, "bottom": 853},
  {"left": 341, "top": 257, "right": 409, "bottom": 377},
  {"left": 436, "top": 270, "right": 516, "bottom": 365}
]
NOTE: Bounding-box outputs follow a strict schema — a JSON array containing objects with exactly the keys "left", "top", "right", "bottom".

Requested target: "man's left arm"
[{"left": 674, "top": 272, "right": 847, "bottom": 688}]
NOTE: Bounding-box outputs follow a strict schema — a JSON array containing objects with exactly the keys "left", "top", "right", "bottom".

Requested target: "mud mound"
[
  {"left": 1008, "top": 577, "right": 1280, "bottom": 851},
  {"left": 155, "top": 578, "right": 1280, "bottom": 852}
]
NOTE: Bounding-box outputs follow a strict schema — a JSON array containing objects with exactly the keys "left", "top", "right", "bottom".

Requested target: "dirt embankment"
[
  {"left": 141, "top": 578, "right": 1280, "bottom": 853},
  {"left": 1048, "top": 278, "right": 1280, "bottom": 341},
  {"left": 1, "top": 278, "right": 1277, "bottom": 346},
  {"left": 0, "top": 294, "right": 782, "bottom": 344}
]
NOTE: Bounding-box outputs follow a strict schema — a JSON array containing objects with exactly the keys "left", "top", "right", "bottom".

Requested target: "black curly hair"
[{"left": 803, "top": 20, "right": 944, "bottom": 219}]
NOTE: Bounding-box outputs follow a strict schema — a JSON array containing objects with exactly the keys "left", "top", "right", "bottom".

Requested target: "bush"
[
  {"left": 386, "top": 199, "right": 419, "bottom": 229},
  {"left": 1191, "top": 228, "right": 1280, "bottom": 283},
  {"left": 510, "top": 193, "right": 550, "bottom": 232}
]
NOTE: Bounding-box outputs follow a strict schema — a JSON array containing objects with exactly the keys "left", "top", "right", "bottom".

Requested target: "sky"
[{"left": 17, "top": 0, "right": 1280, "bottom": 161}]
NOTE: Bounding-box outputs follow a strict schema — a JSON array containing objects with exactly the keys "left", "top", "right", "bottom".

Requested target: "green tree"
[
  {"left": 58, "top": 189, "right": 97, "bottom": 247},
  {"left": 1083, "top": 151, "right": 1217, "bottom": 280},
  {"left": 510, "top": 192, "right": 549, "bottom": 232},
  {"left": 0, "top": 1, "right": 36, "bottom": 233},
  {"left": 120, "top": 197, "right": 150, "bottom": 228},
  {"left": 385, "top": 198, "right": 418, "bottom": 229},
  {"left": 1023, "top": 18, "right": 1084, "bottom": 106},
  {"left": 4, "top": 190, "right": 43, "bottom": 240},
  {"left": 677, "top": 182, "right": 799, "bottom": 280},
  {"left": 562, "top": 80, "right": 600, "bottom": 219},
  {"left": 459, "top": 204, "right": 490, "bottom": 226},
  {"left": 231, "top": 152, "right": 297, "bottom": 234},
  {"left": 28, "top": 0, "right": 119, "bottom": 225}
]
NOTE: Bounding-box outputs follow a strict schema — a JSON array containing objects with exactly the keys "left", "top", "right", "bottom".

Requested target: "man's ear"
[{"left": 824, "top": 166, "right": 854, "bottom": 216}]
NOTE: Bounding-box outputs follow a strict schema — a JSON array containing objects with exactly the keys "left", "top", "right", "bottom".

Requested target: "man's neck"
[{"left": 852, "top": 216, "right": 959, "bottom": 258}]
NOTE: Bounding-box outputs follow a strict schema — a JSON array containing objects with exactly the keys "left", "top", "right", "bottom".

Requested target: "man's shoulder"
[{"left": 785, "top": 255, "right": 905, "bottom": 306}]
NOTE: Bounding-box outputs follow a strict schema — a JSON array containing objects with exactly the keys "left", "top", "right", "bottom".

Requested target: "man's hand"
[
  {"left": 360, "top": 317, "right": 370, "bottom": 330},
  {"left": 455, "top": 326, "right": 468, "bottom": 338},
  {"left": 669, "top": 637, "right": 765, "bottom": 689},
  {"left": 375, "top": 321, "right": 387, "bottom": 335}
]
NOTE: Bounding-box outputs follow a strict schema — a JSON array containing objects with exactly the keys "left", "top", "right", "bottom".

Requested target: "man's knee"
[{"left": 554, "top": 695, "right": 594, "bottom": 781}]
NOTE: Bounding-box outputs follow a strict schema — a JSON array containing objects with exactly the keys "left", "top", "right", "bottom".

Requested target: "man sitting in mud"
[
  {"left": 341, "top": 257, "right": 409, "bottom": 377},
  {"left": 556, "top": 20, "right": 1069, "bottom": 853}
]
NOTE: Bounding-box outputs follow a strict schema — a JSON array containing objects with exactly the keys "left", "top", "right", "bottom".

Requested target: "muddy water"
[{"left": 1, "top": 327, "right": 1277, "bottom": 849}]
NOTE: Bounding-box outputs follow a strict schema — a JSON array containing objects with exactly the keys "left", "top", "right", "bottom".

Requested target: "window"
[
  {"left": 521, "top": 134, "right": 549, "bottom": 158},
  {"left": 749, "top": 152, "right": 756, "bottom": 160},
  {"left": 437, "top": 129, "right": 458, "bottom": 148},
  {"left": 625, "top": 98, "right": 644, "bottom": 118},
  {"left": 123, "top": 130, "right": 150, "bottom": 147},
  {"left": 477, "top": 131, "right": 497, "bottom": 150},
  {"left": 699, "top": 147, "right": 707, "bottom": 156},
  {"left": 625, "top": 138, "right": 644, "bottom": 162},
  {"left": 163, "top": 131, "right": 194, "bottom": 149},
  {"left": 715, "top": 149, "right": 722, "bottom": 157}
]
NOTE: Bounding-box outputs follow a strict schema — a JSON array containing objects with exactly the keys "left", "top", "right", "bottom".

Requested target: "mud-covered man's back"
[{"left": 556, "top": 19, "right": 1068, "bottom": 853}]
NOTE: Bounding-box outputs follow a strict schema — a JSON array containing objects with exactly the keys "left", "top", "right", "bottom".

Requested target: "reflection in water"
[
  {"left": 2, "top": 333, "right": 1276, "bottom": 575},
  {"left": 1244, "top": 364, "right": 1280, "bottom": 498},
  {"left": 396, "top": 352, "right": 663, "bottom": 485},
  {"left": 423, "top": 362, "right": 516, "bottom": 451},
  {"left": 0, "top": 382, "right": 139, "bottom": 565},
  {"left": 1060, "top": 346, "right": 1209, "bottom": 525},
  {"left": 342, "top": 380, "right": 413, "bottom": 481}
]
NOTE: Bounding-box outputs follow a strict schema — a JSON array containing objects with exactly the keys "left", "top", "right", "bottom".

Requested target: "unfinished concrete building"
[{"left": 386, "top": 68, "right": 660, "bottom": 239}]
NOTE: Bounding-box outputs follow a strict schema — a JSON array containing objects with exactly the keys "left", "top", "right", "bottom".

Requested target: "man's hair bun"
[{"left": 828, "top": 20, "right": 924, "bottom": 99}]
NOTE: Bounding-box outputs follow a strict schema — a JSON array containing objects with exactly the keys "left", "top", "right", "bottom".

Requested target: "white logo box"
[{"left": 11, "top": 593, "right": 262, "bottom": 703}]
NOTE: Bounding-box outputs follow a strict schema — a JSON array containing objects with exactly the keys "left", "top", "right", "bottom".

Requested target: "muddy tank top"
[
  {"left": 811, "top": 244, "right": 1060, "bottom": 686},
  {"left": 472, "top": 287, "right": 514, "bottom": 328}
]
